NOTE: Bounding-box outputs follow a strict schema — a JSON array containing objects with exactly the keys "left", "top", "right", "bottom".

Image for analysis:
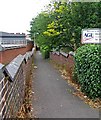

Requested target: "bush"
[
  {"left": 40, "top": 46, "right": 50, "bottom": 59},
  {"left": 75, "top": 44, "right": 101, "bottom": 99},
  {"left": 42, "top": 50, "right": 50, "bottom": 59}
]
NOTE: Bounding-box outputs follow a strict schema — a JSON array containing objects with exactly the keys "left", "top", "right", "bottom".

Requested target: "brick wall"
[
  {"left": 0, "top": 48, "right": 35, "bottom": 118},
  {"left": 26, "top": 42, "right": 34, "bottom": 51},
  {"left": 50, "top": 52, "right": 75, "bottom": 79},
  {"left": 0, "top": 42, "right": 33, "bottom": 64}
]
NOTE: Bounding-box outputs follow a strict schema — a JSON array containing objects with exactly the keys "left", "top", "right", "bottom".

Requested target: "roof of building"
[{"left": 0, "top": 31, "right": 26, "bottom": 37}]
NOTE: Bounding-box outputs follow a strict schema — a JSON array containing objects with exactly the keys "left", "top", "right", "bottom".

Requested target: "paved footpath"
[{"left": 32, "top": 51, "right": 99, "bottom": 118}]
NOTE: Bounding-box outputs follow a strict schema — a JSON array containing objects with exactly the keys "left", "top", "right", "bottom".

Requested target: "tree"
[{"left": 29, "top": 1, "right": 101, "bottom": 52}]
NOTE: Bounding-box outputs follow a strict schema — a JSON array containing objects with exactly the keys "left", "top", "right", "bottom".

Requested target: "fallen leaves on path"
[{"left": 51, "top": 60, "right": 101, "bottom": 109}]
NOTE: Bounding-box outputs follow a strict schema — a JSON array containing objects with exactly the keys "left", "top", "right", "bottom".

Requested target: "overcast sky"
[{"left": 0, "top": 0, "right": 51, "bottom": 34}]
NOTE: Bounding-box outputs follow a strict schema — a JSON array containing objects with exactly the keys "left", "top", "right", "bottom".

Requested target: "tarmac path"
[{"left": 32, "top": 51, "right": 99, "bottom": 118}]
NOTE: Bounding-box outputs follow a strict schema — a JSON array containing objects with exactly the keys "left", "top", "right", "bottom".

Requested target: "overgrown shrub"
[
  {"left": 40, "top": 46, "right": 50, "bottom": 59},
  {"left": 75, "top": 44, "right": 101, "bottom": 99}
]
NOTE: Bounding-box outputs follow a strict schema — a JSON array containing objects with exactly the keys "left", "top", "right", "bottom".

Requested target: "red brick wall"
[
  {"left": 50, "top": 52, "right": 75, "bottom": 79},
  {"left": 0, "top": 43, "right": 33, "bottom": 64},
  {"left": 26, "top": 42, "right": 34, "bottom": 51}
]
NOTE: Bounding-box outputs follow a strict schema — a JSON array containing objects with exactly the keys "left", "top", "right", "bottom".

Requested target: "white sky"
[{"left": 0, "top": 0, "right": 51, "bottom": 34}]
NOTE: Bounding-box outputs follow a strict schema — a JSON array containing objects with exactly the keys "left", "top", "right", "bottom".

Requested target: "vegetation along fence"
[{"left": 0, "top": 47, "right": 35, "bottom": 119}]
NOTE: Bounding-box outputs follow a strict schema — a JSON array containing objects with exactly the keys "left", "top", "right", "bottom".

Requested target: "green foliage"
[
  {"left": 75, "top": 44, "right": 101, "bottom": 99},
  {"left": 29, "top": 12, "right": 52, "bottom": 49},
  {"left": 40, "top": 45, "right": 50, "bottom": 59},
  {"left": 29, "top": 1, "right": 101, "bottom": 55},
  {"left": 42, "top": 50, "right": 50, "bottom": 59}
]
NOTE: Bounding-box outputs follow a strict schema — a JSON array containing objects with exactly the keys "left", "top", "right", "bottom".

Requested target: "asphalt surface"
[{"left": 32, "top": 51, "right": 99, "bottom": 118}]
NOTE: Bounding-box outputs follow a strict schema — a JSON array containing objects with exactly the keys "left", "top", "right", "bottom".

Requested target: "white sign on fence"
[{"left": 81, "top": 28, "right": 101, "bottom": 44}]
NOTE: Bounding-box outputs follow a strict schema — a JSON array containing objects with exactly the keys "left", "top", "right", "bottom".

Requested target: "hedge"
[{"left": 75, "top": 44, "right": 101, "bottom": 99}]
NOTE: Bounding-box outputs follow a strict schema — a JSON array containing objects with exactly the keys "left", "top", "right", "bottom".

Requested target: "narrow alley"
[{"left": 32, "top": 51, "right": 99, "bottom": 118}]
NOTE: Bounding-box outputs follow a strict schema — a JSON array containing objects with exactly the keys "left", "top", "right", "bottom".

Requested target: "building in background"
[
  {"left": 0, "top": 31, "right": 34, "bottom": 64},
  {"left": 0, "top": 32, "right": 27, "bottom": 45}
]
